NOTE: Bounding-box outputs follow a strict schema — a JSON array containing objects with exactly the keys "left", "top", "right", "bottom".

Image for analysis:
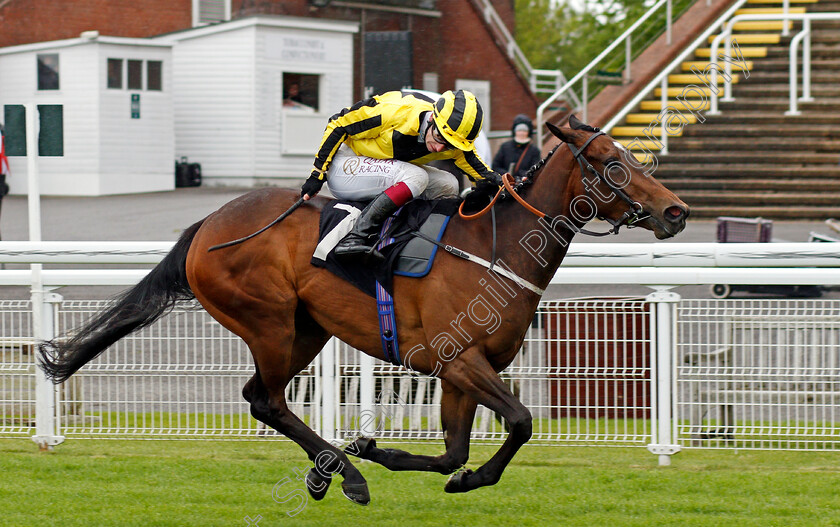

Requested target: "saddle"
[{"left": 311, "top": 198, "right": 460, "bottom": 298}]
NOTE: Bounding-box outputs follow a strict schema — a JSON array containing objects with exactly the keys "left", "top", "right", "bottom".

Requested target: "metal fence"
[
  {"left": 334, "top": 297, "right": 653, "bottom": 446},
  {"left": 4, "top": 241, "right": 840, "bottom": 464},
  {"left": 677, "top": 299, "right": 840, "bottom": 451},
  {"left": 0, "top": 300, "right": 35, "bottom": 437},
  {"left": 3, "top": 295, "right": 839, "bottom": 456}
]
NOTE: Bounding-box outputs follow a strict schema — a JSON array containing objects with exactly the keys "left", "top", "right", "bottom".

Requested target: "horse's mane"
[
  {"left": 522, "top": 143, "right": 560, "bottom": 182},
  {"left": 520, "top": 117, "right": 600, "bottom": 188}
]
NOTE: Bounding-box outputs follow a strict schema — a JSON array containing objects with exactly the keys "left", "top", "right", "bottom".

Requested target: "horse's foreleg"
[
  {"left": 345, "top": 379, "right": 477, "bottom": 474},
  {"left": 439, "top": 348, "right": 532, "bottom": 493}
]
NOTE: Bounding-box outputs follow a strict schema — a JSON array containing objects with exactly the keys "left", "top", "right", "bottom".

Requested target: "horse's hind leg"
[
  {"left": 244, "top": 320, "right": 370, "bottom": 505},
  {"left": 346, "top": 380, "right": 477, "bottom": 474}
]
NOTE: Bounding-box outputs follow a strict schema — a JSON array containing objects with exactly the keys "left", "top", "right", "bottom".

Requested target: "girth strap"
[
  {"left": 410, "top": 231, "right": 545, "bottom": 296},
  {"left": 375, "top": 214, "right": 402, "bottom": 365},
  {"left": 375, "top": 282, "right": 401, "bottom": 365}
]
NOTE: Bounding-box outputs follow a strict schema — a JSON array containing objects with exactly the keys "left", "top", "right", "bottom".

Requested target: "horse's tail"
[{"left": 38, "top": 219, "right": 205, "bottom": 384}]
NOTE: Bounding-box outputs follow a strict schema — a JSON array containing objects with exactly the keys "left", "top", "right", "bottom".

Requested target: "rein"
[{"left": 502, "top": 131, "right": 650, "bottom": 237}]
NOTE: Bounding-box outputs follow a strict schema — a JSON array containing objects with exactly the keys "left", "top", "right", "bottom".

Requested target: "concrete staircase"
[{"left": 611, "top": 0, "right": 840, "bottom": 219}]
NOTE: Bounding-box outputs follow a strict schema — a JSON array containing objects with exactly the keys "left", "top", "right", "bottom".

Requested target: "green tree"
[{"left": 516, "top": 0, "right": 674, "bottom": 84}]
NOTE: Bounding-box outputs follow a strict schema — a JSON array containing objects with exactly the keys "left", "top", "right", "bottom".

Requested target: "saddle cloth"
[{"left": 311, "top": 198, "right": 460, "bottom": 297}]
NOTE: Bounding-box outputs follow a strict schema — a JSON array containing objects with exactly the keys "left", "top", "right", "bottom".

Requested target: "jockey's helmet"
[{"left": 433, "top": 90, "right": 484, "bottom": 151}]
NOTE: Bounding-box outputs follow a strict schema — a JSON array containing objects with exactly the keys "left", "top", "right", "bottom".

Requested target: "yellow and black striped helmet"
[{"left": 432, "top": 90, "right": 484, "bottom": 151}]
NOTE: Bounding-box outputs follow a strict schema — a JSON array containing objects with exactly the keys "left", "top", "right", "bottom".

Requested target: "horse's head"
[{"left": 545, "top": 115, "right": 689, "bottom": 239}]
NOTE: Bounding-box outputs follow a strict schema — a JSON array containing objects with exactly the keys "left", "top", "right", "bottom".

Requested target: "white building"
[
  {"left": 0, "top": 15, "right": 357, "bottom": 195},
  {"left": 0, "top": 33, "right": 175, "bottom": 196},
  {"left": 159, "top": 16, "right": 359, "bottom": 186}
]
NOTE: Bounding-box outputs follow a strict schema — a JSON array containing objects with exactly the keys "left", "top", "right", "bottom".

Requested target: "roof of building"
[
  {"left": 0, "top": 32, "right": 172, "bottom": 56},
  {"left": 154, "top": 14, "right": 359, "bottom": 42}
]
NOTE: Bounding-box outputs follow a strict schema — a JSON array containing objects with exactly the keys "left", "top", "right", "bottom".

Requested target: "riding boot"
[{"left": 334, "top": 192, "right": 401, "bottom": 265}]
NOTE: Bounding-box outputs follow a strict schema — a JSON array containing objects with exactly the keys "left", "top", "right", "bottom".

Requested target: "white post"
[
  {"left": 646, "top": 289, "right": 681, "bottom": 466},
  {"left": 26, "top": 103, "right": 64, "bottom": 450},
  {"left": 25, "top": 104, "right": 41, "bottom": 243},
  {"left": 582, "top": 74, "right": 589, "bottom": 124},
  {"left": 321, "top": 337, "right": 337, "bottom": 442},
  {"left": 709, "top": 35, "right": 720, "bottom": 115},
  {"left": 660, "top": 77, "right": 669, "bottom": 155},
  {"left": 32, "top": 291, "right": 64, "bottom": 451},
  {"left": 723, "top": 27, "right": 735, "bottom": 102},
  {"left": 801, "top": 19, "right": 813, "bottom": 102},
  {"left": 786, "top": 27, "right": 808, "bottom": 116},
  {"left": 666, "top": 0, "right": 672, "bottom": 45},
  {"left": 359, "top": 352, "right": 376, "bottom": 437},
  {"left": 782, "top": 0, "right": 790, "bottom": 37},
  {"left": 624, "top": 36, "right": 632, "bottom": 84}
]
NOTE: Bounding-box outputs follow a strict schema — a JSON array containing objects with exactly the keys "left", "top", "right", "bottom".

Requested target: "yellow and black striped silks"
[{"left": 309, "top": 90, "right": 499, "bottom": 183}]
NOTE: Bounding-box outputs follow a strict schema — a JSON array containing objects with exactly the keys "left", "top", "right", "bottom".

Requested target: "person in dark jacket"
[{"left": 492, "top": 114, "right": 541, "bottom": 180}]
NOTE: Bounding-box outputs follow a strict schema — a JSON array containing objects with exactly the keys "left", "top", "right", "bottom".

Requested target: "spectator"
[
  {"left": 0, "top": 123, "right": 9, "bottom": 241},
  {"left": 492, "top": 114, "right": 541, "bottom": 180},
  {"left": 284, "top": 83, "right": 302, "bottom": 104},
  {"left": 283, "top": 83, "right": 313, "bottom": 111}
]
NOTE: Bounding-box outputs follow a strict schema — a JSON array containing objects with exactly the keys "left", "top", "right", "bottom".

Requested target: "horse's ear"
[
  {"left": 566, "top": 114, "right": 600, "bottom": 133},
  {"left": 546, "top": 121, "right": 575, "bottom": 143},
  {"left": 568, "top": 114, "right": 586, "bottom": 130}
]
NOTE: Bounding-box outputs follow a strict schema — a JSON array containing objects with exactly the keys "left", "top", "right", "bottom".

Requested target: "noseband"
[{"left": 502, "top": 130, "right": 650, "bottom": 237}]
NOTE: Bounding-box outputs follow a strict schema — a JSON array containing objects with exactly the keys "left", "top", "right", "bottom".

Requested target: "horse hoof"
[
  {"left": 345, "top": 437, "right": 376, "bottom": 459},
  {"left": 444, "top": 468, "right": 473, "bottom": 493},
  {"left": 341, "top": 482, "right": 370, "bottom": 506},
  {"left": 305, "top": 468, "right": 331, "bottom": 501}
]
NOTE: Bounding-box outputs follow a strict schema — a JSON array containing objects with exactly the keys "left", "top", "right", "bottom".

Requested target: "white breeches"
[{"left": 325, "top": 145, "right": 460, "bottom": 201}]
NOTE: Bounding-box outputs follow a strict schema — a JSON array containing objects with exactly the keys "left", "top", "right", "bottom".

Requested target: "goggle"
[{"left": 430, "top": 124, "right": 454, "bottom": 150}]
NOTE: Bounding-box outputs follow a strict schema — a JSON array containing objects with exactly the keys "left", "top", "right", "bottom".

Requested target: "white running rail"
[{"left": 3, "top": 241, "right": 840, "bottom": 462}]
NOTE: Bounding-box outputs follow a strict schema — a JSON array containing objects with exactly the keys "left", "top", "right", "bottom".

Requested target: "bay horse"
[{"left": 39, "top": 116, "right": 688, "bottom": 505}]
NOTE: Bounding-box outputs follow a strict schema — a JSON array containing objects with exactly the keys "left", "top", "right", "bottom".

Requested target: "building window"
[
  {"left": 127, "top": 60, "right": 143, "bottom": 90},
  {"left": 107, "top": 59, "right": 123, "bottom": 89},
  {"left": 147, "top": 61, "right": 162, "bottom": 91},
  {"left": 195, "top": 0, "right": 230, "bottom": 25},
  {"left": 37, "top": 54, "right": 60, "bottom": 90},
  {"left": 107, "top": 59, "right": 163, "bottom": 91},
  {"left": 282, "top": 73, "right": 319, "bottom": 112}
]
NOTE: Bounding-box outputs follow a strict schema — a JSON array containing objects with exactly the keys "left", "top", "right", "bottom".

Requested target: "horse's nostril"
[{"left": 665, "top": 205, "right": 685, "bottom": 221}]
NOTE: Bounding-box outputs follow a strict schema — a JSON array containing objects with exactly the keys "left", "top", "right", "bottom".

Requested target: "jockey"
[{"left": 300, "top": 89, "right": 505, "bottom": 262}]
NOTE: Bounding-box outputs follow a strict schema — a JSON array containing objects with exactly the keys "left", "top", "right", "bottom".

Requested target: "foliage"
[{"left": 515, "top": 0, "right": 695, "bottom": 89}]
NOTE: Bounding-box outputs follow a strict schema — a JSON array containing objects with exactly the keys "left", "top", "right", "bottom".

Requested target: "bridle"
[
  {"left": 502, "top": 129, "right": 651, "bottom": 237},
  {"left": 568, "top": 130, "right": 650, "bottom": 235}
]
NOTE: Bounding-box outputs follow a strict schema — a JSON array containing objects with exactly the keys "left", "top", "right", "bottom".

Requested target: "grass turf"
[{"left": 1, "top": 439, "right": 839, "bottom": 526}]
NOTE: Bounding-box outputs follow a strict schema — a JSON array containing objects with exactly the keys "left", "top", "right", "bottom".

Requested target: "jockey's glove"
[
  {"left": 473, "top": 178, "right": 500, "bottom": 196},
  {"left": 484, "top": 171, "right": 505, "bottom": 187},
  {"left": 463, "top": 181, "right": 496, "bottom": 213},
  {"left": 301, "top": 174, "right": 325, "bottom": 198}
]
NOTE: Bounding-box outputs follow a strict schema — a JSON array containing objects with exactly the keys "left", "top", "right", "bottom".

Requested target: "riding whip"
[{"left": 208, "top": 197, "right": 305, "bottom": 252}]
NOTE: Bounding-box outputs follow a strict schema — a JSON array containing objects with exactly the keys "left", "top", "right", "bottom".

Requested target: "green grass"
[{"left": 2, "top": 439, "right": 840, "bottom": 526}]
